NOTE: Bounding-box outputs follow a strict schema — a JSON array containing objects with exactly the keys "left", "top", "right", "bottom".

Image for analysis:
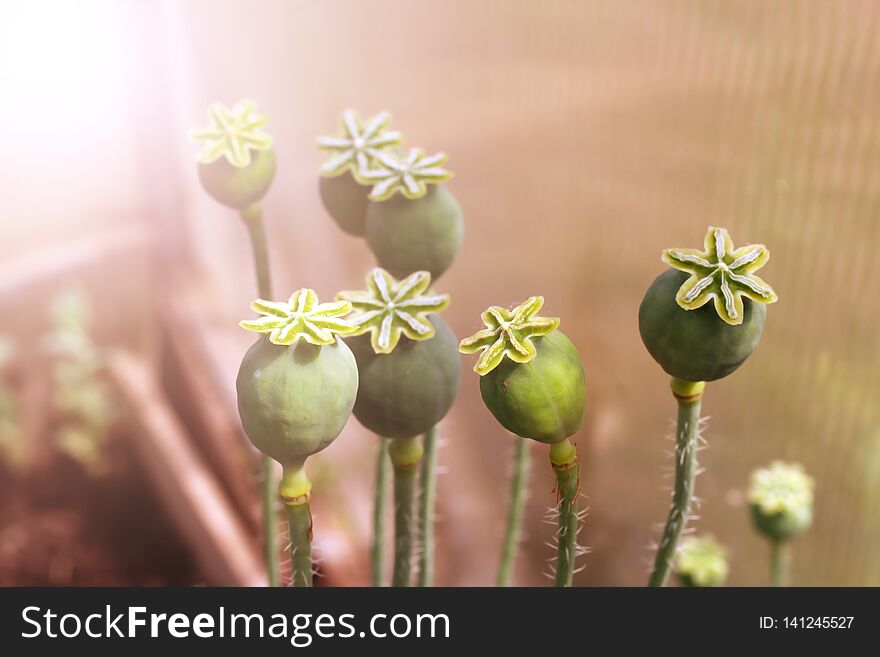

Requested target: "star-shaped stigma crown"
[
  {"left": 316, "top": 109, "right": 403, "bottom": 180},
  {"left": 748, "top": 462, "right": 814, "bottom": 517},
  {"left": 662, "top": 226, "right": 778, "bottom": 326},
  {"left": 336, "top": 268, "right": 450, "bottom": 354},
  {"left": 360, "top": 147, "right": 453, "bottom": 201},
  {"left": 239, "top": 289, "right": 356, "bottom": 347},
  {"left": 190, "top": 99, "right": 273, "bottom": 168},
  {"left": 459, "top": 297, "right": 560, "bottom": 376}
]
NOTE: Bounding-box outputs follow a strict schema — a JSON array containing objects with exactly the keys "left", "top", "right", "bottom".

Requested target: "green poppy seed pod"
[
  {"left": 198, "top": 148, "right": 277, "bottom": 210},
  {"left": 748, "top": 461, "right": 814, "bottom": 542},
  {"left": 191, "top": 100, "right": 277, "bottom": 210},
  {"left": 319, "top": 171, "right": 370, "bottom": 235},
  {"left": 365, "top": 185, "right": 463, "bottom": 280},
  {"left": 316, "top": 109, "right": 404, "bottom": 236},
  {"left": 639, "top": 226, "right": 778, "bottom": 382},
  {"left": 237, "top": 338, "right": 358, "bottom": 469},
  {"left": 347, "top": 317, "right": 460, "bottom": 439},
  {"left": 236, "top": 289, "right": 360, "bottom": 472},
  {"left": 459, "top": 297, "right": 586, "bottom": 444},
  {"left": 336, "top": 268, "right": 457, "bottom": 439},
  {"left": 751, "top": 503, "right": 812, "bottom": 543},
  {"left": 639, "top": 269, "right": 766, "bottom": 382},
  {"left": 479, "top": 331, "right": 585, "bottom": 444},
  {"left": 674, "top": 536, "right": 729, "bottom": 587}
]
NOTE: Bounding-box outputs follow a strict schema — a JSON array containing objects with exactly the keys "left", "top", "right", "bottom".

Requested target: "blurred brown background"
[{"left": 1, "top": 0, "right": 879, "bottom": 586}]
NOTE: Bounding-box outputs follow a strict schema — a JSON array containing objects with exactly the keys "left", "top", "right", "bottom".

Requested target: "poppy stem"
[
  {"left": 648, "top": 377, "right": 705, "bottom": 587},
  {"left": 417, "top": 425, "right": 439, "bottom": 587},
  {"left": 260, "top": 456, "right": 279, "bottom": 587},
  {"left": 770, "top": 540, "right": 790, "bottom": 587},
  {"left": 497, "top": 435, "right": 530, "bottom": 586},
  {"left": 241, "top": 203, "right": 272, "bottom": 300},
  {"left": 285, "top": 502, "right": 313, "bottom": 587},
  {"left": 389, "top": 436, "right": 423, "bottom": 587},
  {"left": 550, "top": 438, "right": 579, "bottom": 587},
  {"left": 241, "top": 202, "right": 280, "bottom": 588},
  {"left": 371, "top": 437, "right": 390, "bottom": 586},
  {"left": 280, "top": 465, "right": 313, "bottom": 587}
]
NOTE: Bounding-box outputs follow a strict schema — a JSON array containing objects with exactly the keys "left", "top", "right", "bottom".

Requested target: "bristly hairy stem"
[
  {"left": 770, "top": 540, "right": 790, "bottom": 587},
  {"left": 241, "top": 202, "right": 279, "bottom": 588},
  {"left": 285, "top": 502, "right": 313, "bottom": 587},
  {"left": 550, "top": 438, "right": 579, "bottom": 587},
  {"left": 497, "top": 435, "right": 530, "bottom": 586},
  {"left": 372, "top": 437, "right": 390, "bottom": 587},
  {"left": 417, "top": 425, "right": 439, "bottom": 587},
  {"left": 389, "top": 437, "right": 424, "bottom": 587},
  {"left": 281, "top": 466, "right": 313, "bottom": 587},
  {"left": 648, "top": 377, "right": 705, "bottom": 587}
]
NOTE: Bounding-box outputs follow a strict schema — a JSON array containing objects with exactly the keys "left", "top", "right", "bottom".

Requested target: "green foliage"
[
  {"left": 0, "top": 335, "right": 26, "bottom": 473},
  {"left": 47, "top": 290, "right": 115, "bottom": 475}
]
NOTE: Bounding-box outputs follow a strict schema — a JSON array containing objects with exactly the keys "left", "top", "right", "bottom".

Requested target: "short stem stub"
[
  {"left": 281, "top": 465, "right": 313, "bottom": 588},
  {"left": 417, "top": 425, "right": 439, "bottom": 587},
  {"left": 497, "top": 435, "right": 530, "bottom": 587},
  {"left": 770, "top": 540, "right": 790, "bottom": 587},
  {"left": 389, "top": 437, "right": 424, "bottom": 587},
  {"left": 550, "top": 438, "right": 579, "bottom": 587},
  {"left": 648, "top": 377, "right": 705, "bottom": 587},
  {"left": 279, "top": 465, "right": 312, "bottom": 505},
  {"left": 372, "top": 437, "right": 390, "bottom": 587},
  {"left": 670, "top": 377, "right": 705, "bottom": 402}
]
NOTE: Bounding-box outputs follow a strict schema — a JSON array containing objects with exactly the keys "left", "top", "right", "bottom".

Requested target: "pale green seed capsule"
[
  {"left": 748, "top": 461, "right": 814, "bottom": 542},
  {"left": 675, "top": 535, "right": 729, "bottom": 587}
]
